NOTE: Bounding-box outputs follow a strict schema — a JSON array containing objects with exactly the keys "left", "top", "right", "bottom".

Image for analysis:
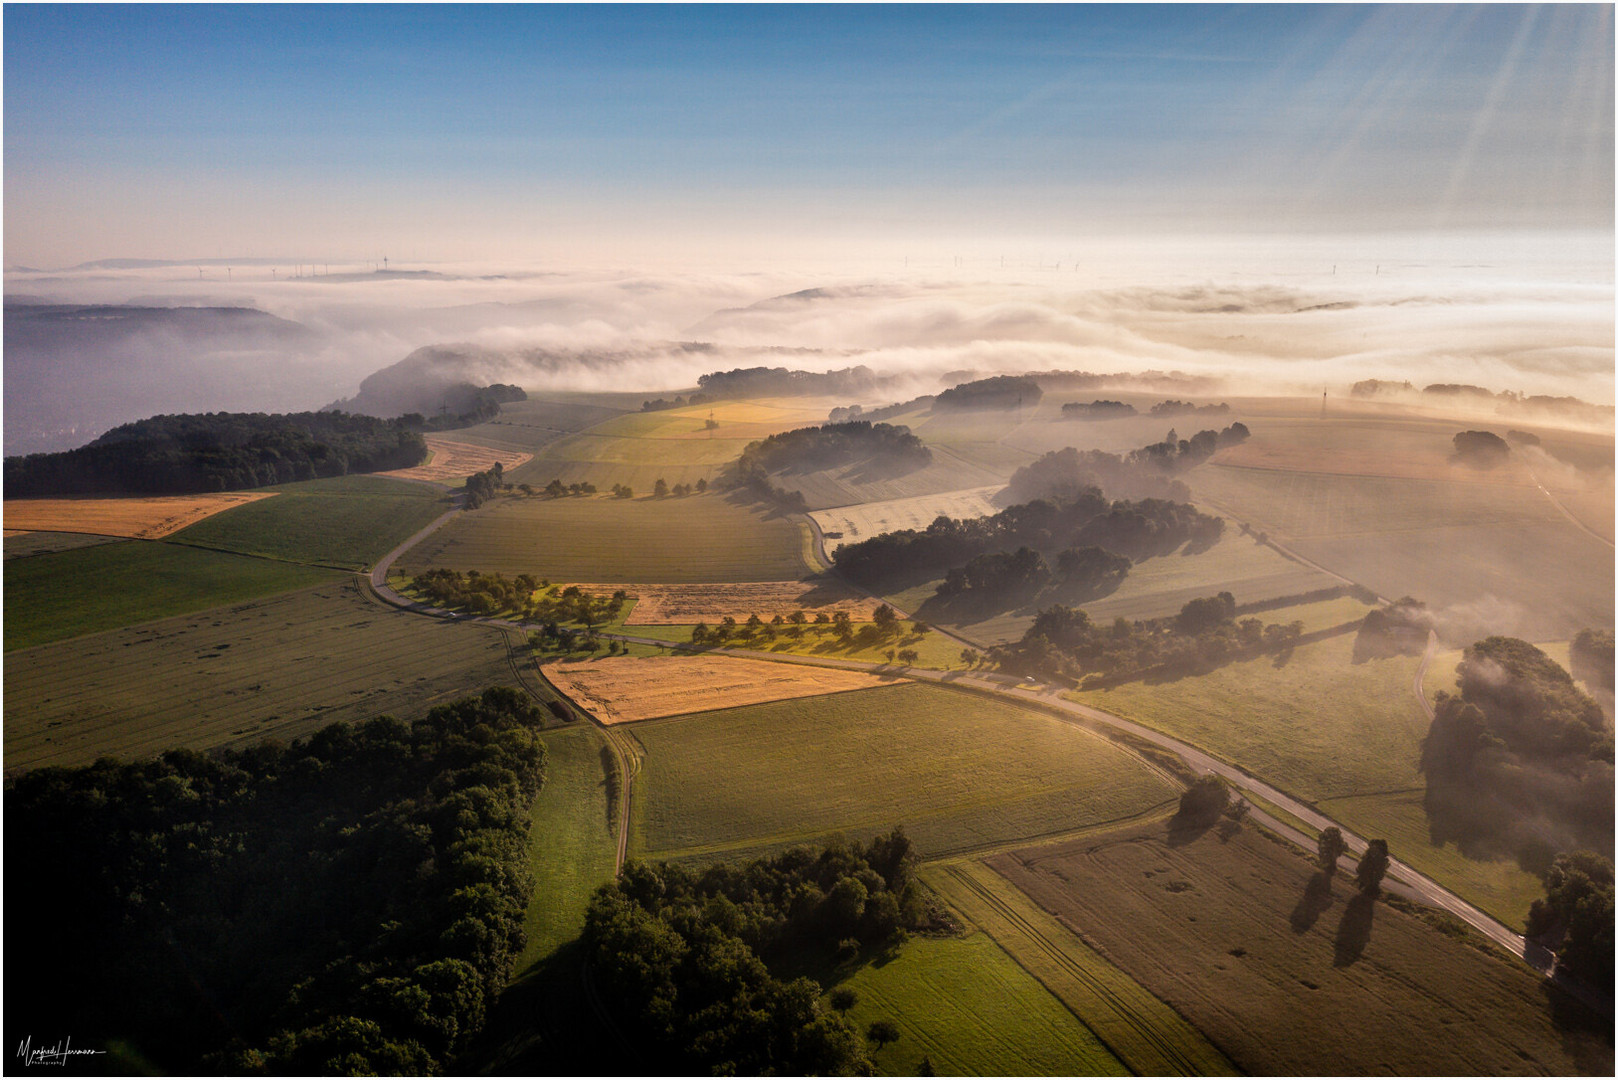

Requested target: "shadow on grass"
[
  {"left": 1332, "top": 890, "right": 1376, "bottom": 966},
  {"left": 1165, "top": 811, "right": 1219, "bottom": 848},
  {"left": 1290, "top": 871, "right": 1336, "bottom": 933},
  {"left": 459, "top": 939, "right": 634, "bottom": 1076},
  {"left": 1541, "top": 978, "right": 1616, "bottom": 1073}
]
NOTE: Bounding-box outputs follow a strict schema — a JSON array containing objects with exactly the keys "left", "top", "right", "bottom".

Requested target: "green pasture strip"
[
  {"left": 921, "top": 860, "right": 1234, "bottom": 1077},
  {"left": 4, "top": 580, "right": 516, "bottom": 771},
  {"left": 515, "top": 724, "right": 619, "bottom": 974},
  {"left": 395, "top": 492, "right": 809, "bottom": 582},
  {"left": 4, "top": 540, "right": 342, "bottom": 651},
  {"left": 167, "top": 474, "right": 450, "bottom": 570},
  {"left": 627, "top": 681, "right": 1178, "bottom": 863},
  {"left": 836, "top": 931, "right": 1128, "bottom": 1077},
  {"left": 1314, "top": 789, "right": 1543, "bottom": 932},
  {"left": 987, "top": 820, "right": 1608, "bottom": 1075}
]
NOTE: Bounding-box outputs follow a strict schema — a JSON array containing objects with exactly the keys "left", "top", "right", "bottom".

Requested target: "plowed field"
[
  {"left": 540, "top": 654, "right": 900, "bottom": 724},
  {"left": 378, "top": 435, "right": 533, "bottom": 484},
  {"left": 3, "top": 492, "right": 277, "bottom": 539},
  {"left": 563, "top": 581, "right": 882, "bottom": 624}
]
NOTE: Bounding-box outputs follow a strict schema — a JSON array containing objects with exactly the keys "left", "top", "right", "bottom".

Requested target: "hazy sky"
[{"left": 5, "top": 4, "right": 1613, "bottom": 267}]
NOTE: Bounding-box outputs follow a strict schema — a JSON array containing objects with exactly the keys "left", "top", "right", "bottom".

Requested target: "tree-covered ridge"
[
  {"left": 583, "top": 830, "right": 929, "bottom": 1075},
  {"left": 5, "top": 687, "right": 547, "bottom": 1075},
  {"left": 832, "top": 490, "right": 1221, "bottom": 591},
  {"left": 399, "top": 382, "right": 527, "bottom": 431},
  {"left": 933, "top": 374, "right": 1042, "bottom": 410},
  {"left": 3, "top": 410, "right": 427, "bottom": 496},
  {"left": 1422, "top": 636, "right": 1613, "bottom": 868},
  {"left": 1003, "top": 426, "right": 1250, "bottom": 507},
  {"left": 736, "top": 420, "right": 932, "bottom": 476},
  {"left": 697, "top": 364, "right": 888, "bottom": 399}
]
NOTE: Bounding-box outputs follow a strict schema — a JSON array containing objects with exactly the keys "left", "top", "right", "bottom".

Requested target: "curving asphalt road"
[{"left": 362, "top": 496, "right": 1596, "bottom": 999}]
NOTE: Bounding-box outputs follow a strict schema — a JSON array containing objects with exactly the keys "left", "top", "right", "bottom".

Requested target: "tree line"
[
  {"left": 991, "top": 590, "right": 1308, "bottom": 684},
  {"left": 583, "top": 829, "right": 930, "bottom": 1075},
  {"left": 933, "top": 374, "right": 1042, "bottom": 410},
  {"left": 833, "top": 490, "right": 1222, "bottom": 592},
  {"left": 397, "top": 382, "right": 527, "bottom": 431},
  {"left": 4, "top": 687, "right": 549, "bottom": 1074},
  {"left": 3, "top": 410, "right": 427, "bottom": 497}
]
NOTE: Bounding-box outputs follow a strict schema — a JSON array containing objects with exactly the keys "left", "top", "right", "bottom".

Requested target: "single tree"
[
  {"left": 653, "top": 477, "right": 669, "bottom": 497},
  {"left": 1356, "top": 838, "right": 1390, "bottom": 893},
  {"left": 829, "top": 988, "right": 858, "bottom": 1012},
  {"left": 960, "top": 647, "right": 980, "bottom": 668},
  {"left": 873, "top": 604, "right": 899, "bottom": 633},
  {"left": 897, "top": 648, "right": 919, "bottom": 666},
  {"left": 695, "top": 477, "right": 708, "bottom": 493},
  {"left": 867, "top": 1020, "right": 900, "bottom": 1051},
  {"left": 1318, "top": 826, "right": 1347, "bottom": 875},
  {"left": 917, "top": 1055, "right": 937, "bottom": 1076}
]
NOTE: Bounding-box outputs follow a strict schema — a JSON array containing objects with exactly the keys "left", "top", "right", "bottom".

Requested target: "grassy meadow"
[
  {"left": 169, "top": 474, "right": 452, "bottom": 570},
  {"left": 3, "top": 540, "right": 343, "bottom": 651},
  {"left": 989, "top": 820, "right": 1611, "bottom": 1075},
  {"left": 397, "top": 491, "right": 810, "bottom": 581},
  {"left": 833, "top": 931, "right": 1129, "bottom": 1077},
  {"left": 3, "top": 579, "right": 519, "bottom": 769},
  {"left": 626, "top": 681, "right": 1179, "bottom": 862},
  {"left": 514, "top": 723, "right": 619, "bottom": 973}
]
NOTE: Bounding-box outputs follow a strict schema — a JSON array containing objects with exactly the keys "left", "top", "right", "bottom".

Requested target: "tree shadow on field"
[
  {"left": 1332, "top": 891, "right": 1376, "bottom": 966},
  {"left": 1541, "top": 979, "right": 1616, "bottom": 1073},
  {"left": 1165, "top": 811, "right": 1218, "bottom": 848},
  {"left": 1290, "top": 871, "right": 1336, "bottom": 933}
]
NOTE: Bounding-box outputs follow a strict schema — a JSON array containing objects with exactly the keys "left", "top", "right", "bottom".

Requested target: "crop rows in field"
[
  {"left": 626, "top": 681, "right": 1178, "bottom": 863},
  {"left": 3, "top": 491, "right": 278, "bottom": 539},
  {"left": 4, "top": 540, "right": 343, "bottom": 651},
  {"left": 922, "top": 860, "right": 1233, "bottom": 1077},
  {"left": 379, "top": 435, "right": 533, "bottom": 485},
  {"left": 542, "top": 654, "right": 902, "bottom": 724},
  {"left": 397, "top": 492, "right": 810, "bottom": 582},
  {"left": 169, "top": 474, "right": 452, "bottom": 570},
  {"left": 988, "top": 821, "right": 1608, "bottom": 1075},
  {"left": 809, "top": 486, "right": 1002, "bottom": 557},
  {"left": 4, "top": 580, "right": 518, "bottom": 770}
]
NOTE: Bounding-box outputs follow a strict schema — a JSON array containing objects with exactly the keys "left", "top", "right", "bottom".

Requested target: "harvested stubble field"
[
  {"left": 168, "top": 474, "right": 451, "bottom": 570},
  {"left": 834, "top": 930, "right": 1128, "bottom": 1077},
  {"left": 378, "top": 434, "right": 533, "bottom": 485},
  {"left": 1186, "top": 411, "right": 1615, "bottom": 641},
  {"left": 988, "top": 820, "right": 1611, "bottom": 1075},
  {"left": 4, "top": 579, "right": 518, "bottom": 771},
  {"left": 808, "top": 486, "right": 1002, "bottom": 557},
  {"left": 3, "top": 491, "right": 278, "bottom": 539},
  {"left": 540, "top": 654, "right": 901, "bottom": 724},
  {"left": 563, "top": 580, "right": 881, "bottom": 624},
  {"left": 922, "top": 859, "right": 1234, "bottom": 1077},
  {"left": 397, "top": 492, "right": 809, "bottom": 582},
  {"left": 627, "top": 681, "right": 1179, "bottom": 862},
  {"left": 4, "top": 540, "right": 343, "bottom": 651},
  {"left": 784, "top": 444, "right": 1024, "bottom": 512}
]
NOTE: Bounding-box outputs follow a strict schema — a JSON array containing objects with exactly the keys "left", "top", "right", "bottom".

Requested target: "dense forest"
[
  {"left": 1002, "top": 425, "right": 1249, "bottom": 507},
  {"left": 1061, "top": 399, "right": 1138, "bottom": 419},
  {"left": 1421, "top": 637, "right": 1614, "bottom": 868},
  {"left": 583, "top": 830, "right": 930, "bottom": 1075},
  {"left": 933, "top": 374, "right": 1043, "bottom": 410},
  {"left": 833, "top": 490, "right": 1222, "bottom": 592},
  {"left": 3, "top": 410, "right": 427, "bottom": 496},
  {"left": 4, "top": 688, "right": 548, "bottom": 1074}
]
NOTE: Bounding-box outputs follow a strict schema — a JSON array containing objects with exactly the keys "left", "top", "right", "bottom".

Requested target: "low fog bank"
[{"left": 5, "top": 238, "right": 1611, "bottom": 454}]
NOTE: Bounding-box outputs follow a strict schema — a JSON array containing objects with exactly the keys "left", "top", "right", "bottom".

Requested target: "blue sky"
[{"left": 5, "top": 4, "right": 1612, "bottom": 265}]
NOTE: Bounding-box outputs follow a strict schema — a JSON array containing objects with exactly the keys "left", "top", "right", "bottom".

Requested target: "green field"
[
  {"left": 990, "top": 820, "right": 1611, "bottom": 1075},
  {"left": 397, "top": 492, "right": 811, "bottom": 582},
  {"left": 3, "top": 579, "right": 521, "bottom": 770},
  {"left": 168, "top": 474, "right": 451, "bottom": 570},
  {"left": 923, "top": 860, "right": 1235, "bottom": 1076},
  {"left": 515, "top": 724, "right": 619, "bottom": 973},
  {"left": 4, "top": 540, "right": 344, "bottom": 651},
  {"left": 834, "top": 930, "right": 1129, "bottom": 1077},
  {"left": 3, "top": 531, "right": 126, "bottom": 560},
  {"left": 1066, "top": 620, "right": 1545, "bottom": 927},
  {"left": 627, "top": 681, "right": 1179, "bottom": 862}
]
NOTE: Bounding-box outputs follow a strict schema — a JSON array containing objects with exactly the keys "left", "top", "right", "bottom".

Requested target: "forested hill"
[{"left": 3, "top": 410, "right": 427, "bottom": 497}]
